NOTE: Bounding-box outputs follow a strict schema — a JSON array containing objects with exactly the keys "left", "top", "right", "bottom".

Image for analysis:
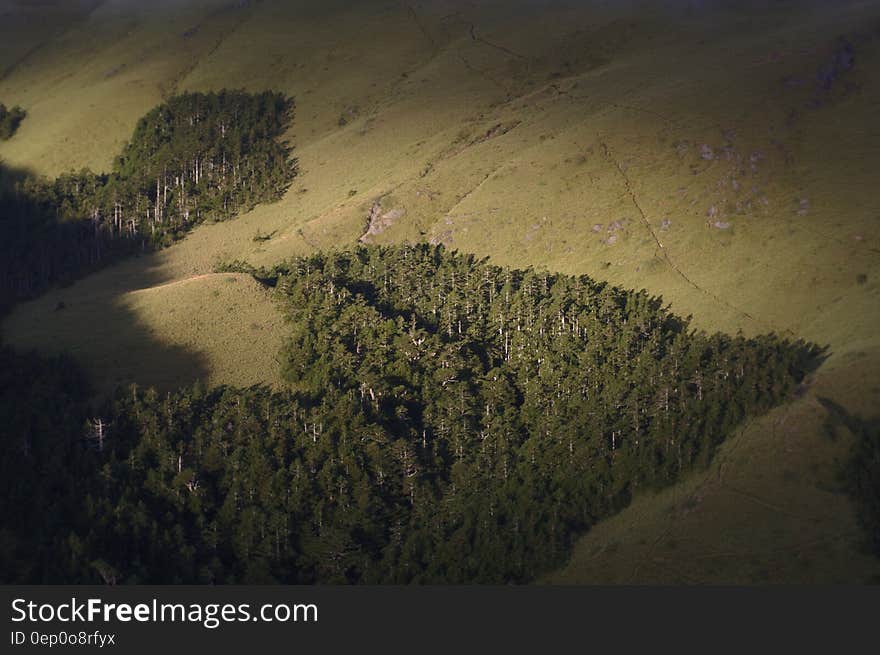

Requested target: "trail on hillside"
[
  {"left": 159, "top": 3, "right": 255, "bottom": 100},
  {"left": 401, "top": 1, "right": 438, "bottom": 53},
  {"left": 468, "top": 22, "right": 527, "bottom": 61},
  {"left": 598, "top": 139, "right": 772, "bottom": 330},
  {"left": 436, "top": 13, "right": 524, "bottom": 98},
  {"left": 0, "top": 0, "right": 106, "bottom": 82},
  {"left": 442, "top": 165, "right": 503, "bottom": 221},
  {"left": 126, "top": 272, "right": 245, "bottom": 295}
]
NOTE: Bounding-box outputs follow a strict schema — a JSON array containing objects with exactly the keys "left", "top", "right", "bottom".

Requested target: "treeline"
[
  {"left": 0, "top": 90, "right": 295, "bottom": 311},
  {"left": 0, "top": 245, "right": 822, "bottom": 583},
  {"left": 0, "top": 346, "right": 93, "bottom": 583},
  {"left": 850, "top": 421, "right": 880, "bottom": 559},
  {"left": 0, "top": 103, "right": 25, "bottom": 140},
  {"left": 819, "top": 398, "right": 880, "bottom": 561}
]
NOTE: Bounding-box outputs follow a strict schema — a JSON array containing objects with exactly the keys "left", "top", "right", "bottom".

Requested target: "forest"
[
  {"left": 0, "top": 90, "right": 295, "bottom": 311},
  {"left": 0, "top": 245, "right": 826, "bottom": 583},
  {"left": 0, "top": 103, "right": 26, "bottom": 140}
]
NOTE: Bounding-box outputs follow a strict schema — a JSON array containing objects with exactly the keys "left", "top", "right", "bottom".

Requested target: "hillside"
[{"left": 1, "top": 0, "right": 879, "bottom": 582}]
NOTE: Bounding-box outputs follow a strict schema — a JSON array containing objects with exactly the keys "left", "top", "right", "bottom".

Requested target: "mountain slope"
[{"left": 1, "top": 0, "right": 878, "bottom": 582}]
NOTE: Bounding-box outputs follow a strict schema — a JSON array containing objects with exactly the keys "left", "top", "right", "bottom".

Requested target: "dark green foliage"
[
  {"left": 0, "top": 245, "right": 822, "bottom": 583},
  {"left": 0, "top": 90, "right": 295, "bottom": 310},
  {"left": 849, "top": 422, "right": 880, "bottom": 556},
  {"left": 0, "top": 164, "right": 115, "bottom": 314},
  {"left": 0, "top": 103, "right": 26, "bottom": 140},
  {"left": 820, "top": 397, "right": 880, "bottom": 557},
  {"left": 0, "top": 347, "right": 92, "bottom": 583}
]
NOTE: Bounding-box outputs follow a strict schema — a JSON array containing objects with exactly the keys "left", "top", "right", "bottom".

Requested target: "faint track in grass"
[
  {"left": 158, "top": 2, "right": 255, "bottom": 100},
  {"left": 598, "top": 139, "right": 781, "bottom": 333},
  {"left": 401, "top": 1, "right": 438, "bottom": 53},
  {"left": 126, "top": 272, "right": 247, "bottom": 295},
  {"left": 0, "top": 0, "right": 106, "bottom": 82},
  {"left": 468, "top": 22, "right": 527, "bottom": 60}
]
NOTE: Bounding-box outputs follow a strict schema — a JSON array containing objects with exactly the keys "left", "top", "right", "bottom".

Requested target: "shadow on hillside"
[
  {"left": 817, "top": 396, "right": 880, "bottom": 561},
  {"left": 0, "top": 161, "right": 210, "bottom": 398}
]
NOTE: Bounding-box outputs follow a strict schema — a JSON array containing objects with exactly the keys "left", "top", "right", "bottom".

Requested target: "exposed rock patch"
[{"left": 359, "top": 200, "right": 406, "bottom": 242}]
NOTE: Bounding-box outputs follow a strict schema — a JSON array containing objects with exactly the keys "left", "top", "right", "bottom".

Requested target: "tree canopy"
[
  {"left": 0, "top": 103, "right": 26, "bottom": 140},
  {"left": 0, "top": 90, "right": 295, "bottom": 311},
  {"left": 0, "top": 245, "right": 824, "bottom": 583}
]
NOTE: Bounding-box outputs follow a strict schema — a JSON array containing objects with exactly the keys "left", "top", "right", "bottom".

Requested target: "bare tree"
[{"left": 86, "top": 418, "right": 109, "bottom": 452}]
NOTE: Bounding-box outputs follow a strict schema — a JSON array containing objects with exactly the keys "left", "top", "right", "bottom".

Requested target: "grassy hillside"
[
  {"left": 1, "top": 0, "right": 878, "bottom": 582},
  {"left": 2, "top": 267, "right": 286, "bottom": 398}
]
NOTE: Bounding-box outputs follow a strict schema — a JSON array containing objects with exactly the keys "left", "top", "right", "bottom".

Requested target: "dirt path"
[
  {"left": 597, "top": 139, "right": 781, "bottom": 333},
  {"left": 127, "top": 272, "right": 244, "bottom": 295}
]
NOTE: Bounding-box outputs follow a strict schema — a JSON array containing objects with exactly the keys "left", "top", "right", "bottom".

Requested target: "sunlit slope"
[
  {"left": 0, "top": 0, "right": 261, "bottom": 174},
  {"left": 2, "top": 266, "right": 285, "bottom": 398},
  {"left": 1, "top": 0, "right": 879, "bottom": 582},
  {"left": 0, "top": 1, "right": 102, "bottom": 76}
]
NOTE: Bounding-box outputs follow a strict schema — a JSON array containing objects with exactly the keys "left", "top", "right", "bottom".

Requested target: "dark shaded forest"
[
  {"left": 819, "top": 397, "right": 880, "bottom": 559},
  {"left": 0, "top": 103, "right": 26, "bottom": 140},
  {"left": 0, "top": 90, "right": 295, "bottom": 311},
  {"left": 0, "top": 245, "right": 827, "bottom": 583},
  {"left": 850, "top": 421, "right": 880, "bottom": 557}
]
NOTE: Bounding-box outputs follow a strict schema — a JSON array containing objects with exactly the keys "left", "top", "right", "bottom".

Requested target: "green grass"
[{"left": 1, "top": 0, "right": 879, "bottom": 582}]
